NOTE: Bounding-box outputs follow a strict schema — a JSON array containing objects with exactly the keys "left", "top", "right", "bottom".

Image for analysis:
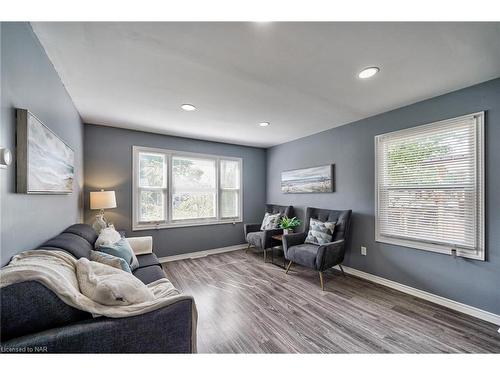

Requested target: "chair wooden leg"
[
  {"left": 263, "top": 248, "right": 267, "bottom": 263},
  {"left": 319, "top": 271, "right": 325, "bottom": 291},
  {"left": 245, "top": 243, "right": 251, "bottom": 253},
  {"left": 285, "top": 260, "right": 293, "bottom": 274},
  {"left": 339, "top": 264, "right": 346, "bottom": 277}
]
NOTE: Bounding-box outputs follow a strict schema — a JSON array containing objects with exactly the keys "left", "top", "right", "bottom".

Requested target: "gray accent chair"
[
  {"left": 282, "top": 207, "right": 352, "bottom": 290},
  {"left": 244, "top": 204, "right": 293, "bottom": 262}
]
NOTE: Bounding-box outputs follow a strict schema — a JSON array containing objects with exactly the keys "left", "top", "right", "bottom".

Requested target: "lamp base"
[{"left": 92, "top": 213, "right": 108, "bottom": 234}]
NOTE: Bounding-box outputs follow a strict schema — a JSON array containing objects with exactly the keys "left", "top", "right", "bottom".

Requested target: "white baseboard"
[
  {"left": 336, "top": 265, "right": 500, "bottom": 327},
  {"left": 158, "top": 243, "right": 248, "bottom": 263}
]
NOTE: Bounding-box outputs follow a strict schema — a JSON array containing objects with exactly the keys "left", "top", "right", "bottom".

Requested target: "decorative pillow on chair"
[
  {"left": 97, "top": 237, "right": 139, "bottom": 271},
  {"left": 260, "top": 212, "right": 281, "bottom": 230},
  {"left": 90, "top": 250, "right": 132, "bottom": 273},
  {"left": 305, "top": 218, "right": 336, "bottom": 245}
]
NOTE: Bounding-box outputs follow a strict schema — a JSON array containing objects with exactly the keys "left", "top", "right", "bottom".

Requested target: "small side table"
[{"left": 270, "top": 234, "right": 287, "bottom": 269}]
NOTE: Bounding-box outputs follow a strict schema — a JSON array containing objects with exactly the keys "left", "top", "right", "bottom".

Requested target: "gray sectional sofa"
[{"left": 0, "top": 224, "right": 196, "bottom": 353}]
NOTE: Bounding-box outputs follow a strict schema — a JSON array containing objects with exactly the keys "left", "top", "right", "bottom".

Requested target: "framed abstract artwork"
[
  {"left": 16, "top": 109, "right": 74, "bottom": 194},
  {"left": 281, "top": 164, "right": 334, "bottom": 193}
]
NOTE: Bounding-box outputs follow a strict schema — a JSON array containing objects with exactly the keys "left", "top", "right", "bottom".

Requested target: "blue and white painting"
[
  {"left": 27, "top": 114, "right": 74, "bottom": 193},
  {"left": 281, "top": 165, "right": 333, "bottom": 193}
]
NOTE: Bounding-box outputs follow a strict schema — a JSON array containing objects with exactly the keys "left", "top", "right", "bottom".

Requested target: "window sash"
[
  {"left": 133, "top": 146, "right": 242, "bottom": 229},
  {"left": 219, "top": 188, "right": 240, "bottom": 219},
  {"left": 137, "top": 187, "right": 167, "bottom": 224},
  {"left": 374, "top": 112, "right": 484, "bottom": 260}
]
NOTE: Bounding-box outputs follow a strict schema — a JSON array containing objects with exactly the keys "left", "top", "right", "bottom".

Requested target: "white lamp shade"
[{"left": 90, "top": 190, "right": 117, "bottom": 210}]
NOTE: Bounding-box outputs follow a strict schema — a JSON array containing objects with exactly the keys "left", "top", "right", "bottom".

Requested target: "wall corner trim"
[
  {"left": 336, "top": 265, "right": 500, "bottom": 327},
  {"left": 158, "top": 243, "right": 248, "bottom": 263}
]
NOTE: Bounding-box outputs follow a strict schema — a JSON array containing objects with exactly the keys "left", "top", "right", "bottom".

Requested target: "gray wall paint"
[
  {"left": 84, "top": 124, "right": 266, "bottom": 258},
  {"left": 267, "top": 78, "right": 500, "bottom": 315},
  {"left": 0, "top": 23, "right": 84, "bottom": 266}
]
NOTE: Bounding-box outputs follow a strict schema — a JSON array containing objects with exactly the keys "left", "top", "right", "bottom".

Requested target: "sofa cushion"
[
  {"left": 98, "top": 237, "right": 139, "bottom": 271},
  {"left": 136, "top": 253, "right": 160, "bottom": 269},
  {"left": 77, "top": 258, "right": 154, "bottom": 306},
  {"left": 246, "top": 231, "right": 264, "bottom": 248},
  {"left": 0, "top": 281, "right": 91, "bottom": 342},
  {"left": 95, "top": 226, "right": 122, "bottom": 248},
  {"left": 132, "top": 265, "right": 166, "bottom": 285},
  {"left": 40, "top": 232, "right": 93, "bottom": 259},
  {"left": 63, "top": 224, "right": 98, "bottom": 246},
  {"left": 90, "top": 250, "right": 132, "bottom": 273},
  {"left": 286, "top": 243, "right": 319, "bottom": 269}
]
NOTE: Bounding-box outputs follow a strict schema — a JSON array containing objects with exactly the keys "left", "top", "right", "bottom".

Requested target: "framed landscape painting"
[
  {"left": 16, "top": 109, "right": 74, "bottom": 194},
  {"left": 281, "top": 164, "right": 334, "bottom": 193}
]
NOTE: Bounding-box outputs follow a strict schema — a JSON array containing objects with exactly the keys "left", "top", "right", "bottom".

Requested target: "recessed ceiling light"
[
  {"left": 358, "top": 67, "right": 380, "bottom": 79},
  {"left": 181, "top": 104, "right": 196, "bottom": 111},
  {"left": 259, "top": 122, "right": 270, "bottom": 127}
]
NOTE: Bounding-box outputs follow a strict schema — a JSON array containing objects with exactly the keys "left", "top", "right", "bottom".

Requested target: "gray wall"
[
  {"left": 0, "top": 23, "right": 84, "bottom": 266},
  {"left": 267, "top": 77, "right": 500, "bottom": 315},
  {"left": 84, "top": 124, "right": 267, "bottom": 258}
]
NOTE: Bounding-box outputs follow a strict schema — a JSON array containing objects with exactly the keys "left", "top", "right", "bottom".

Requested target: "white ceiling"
[{"left": 31, "top": 22, "right": 500, "bottom": 148}]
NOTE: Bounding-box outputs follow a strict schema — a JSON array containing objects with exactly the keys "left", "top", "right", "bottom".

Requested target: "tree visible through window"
[
  {"left": 138, "top": 152, "right": 166, "bottom": 222},
  {"left": 375, "top": 113, "right": 484, "bottom": 260},
  {"left": 172, "top": 157, "right": 216, "bottom": 220},
  {"left": 133, "top": 147, "right": 242, "bottom": 228}
]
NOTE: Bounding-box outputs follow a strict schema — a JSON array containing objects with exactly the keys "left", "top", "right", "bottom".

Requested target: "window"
[
  {"left": 172, "top": 156, "right": 216, "bottom": 221},
  {"left": 219, "top": 159, "right": 241, "bottom": 219},
  {"left": 375, "top": 112, "right": 484, "bottom": 260},
  {"left": 133, "top": 146, "right": 242, "bottom": 230},
  {"left": 137, "top": 152, "right": 167, "bottom": 222}
]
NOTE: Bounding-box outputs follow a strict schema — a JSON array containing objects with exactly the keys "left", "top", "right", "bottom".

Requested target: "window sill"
[
  {"left": 375, "top": 235, "right": 484, "bottom": 261},
  {"left": 132, "top": 219, "right": 243, "bottom": 231}
]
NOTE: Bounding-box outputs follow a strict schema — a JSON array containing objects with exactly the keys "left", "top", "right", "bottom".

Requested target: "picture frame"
[
  {"left": 281, "top": 164, "right": 334, "bottom": 193},
  {"left": 16, "top": 109, "right": 75, "bottom": 194}
]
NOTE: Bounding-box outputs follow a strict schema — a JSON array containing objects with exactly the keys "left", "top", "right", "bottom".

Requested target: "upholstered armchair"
[
  {"left": 244, "top": 204, "right": 293, "bottom": 262},
  {"left": 282, "top": 207, "right": 352, "bottom": 290}
]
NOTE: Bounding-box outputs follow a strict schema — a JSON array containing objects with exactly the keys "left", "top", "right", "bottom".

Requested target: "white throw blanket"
[{"left": 0, "top": 250, "right": 197, "bottom": 352}]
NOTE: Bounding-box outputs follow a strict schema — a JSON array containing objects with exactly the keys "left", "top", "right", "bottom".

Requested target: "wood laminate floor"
[{"left": 163, "top": 249, "right": 500, "bottom": 353}]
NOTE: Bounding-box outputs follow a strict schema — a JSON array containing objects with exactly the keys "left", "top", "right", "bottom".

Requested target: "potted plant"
[{"left": 279, "top": 216, "right": 301, "bottom": 235}]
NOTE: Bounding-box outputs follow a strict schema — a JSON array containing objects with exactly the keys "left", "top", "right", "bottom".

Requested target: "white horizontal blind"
[{"left": 375, "top": 112, "right": 484, "bottom": 260}]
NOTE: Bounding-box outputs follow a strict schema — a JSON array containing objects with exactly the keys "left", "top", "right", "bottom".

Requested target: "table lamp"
[{"left": 90, "top": 189, "right": 117, "bottom": 233}]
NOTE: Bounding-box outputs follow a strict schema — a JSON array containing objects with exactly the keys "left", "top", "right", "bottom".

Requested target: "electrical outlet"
[{"left": 361, "top": 246, "right": 367, "bottom": 256}]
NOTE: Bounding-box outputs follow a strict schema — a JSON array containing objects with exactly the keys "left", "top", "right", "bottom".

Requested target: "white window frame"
[
  {"left": 374, "top": 112, "right": 485, "bottom": 260},
  {"left": 132, "top": 146, "right": 243, "bottom": 230}
]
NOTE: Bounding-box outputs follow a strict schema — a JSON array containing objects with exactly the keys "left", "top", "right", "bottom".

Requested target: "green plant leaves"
[{"left": 279, "top": 216, "right": 301, "bottom": 229}]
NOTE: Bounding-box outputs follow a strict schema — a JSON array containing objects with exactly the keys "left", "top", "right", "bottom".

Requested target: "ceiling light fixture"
[
  {"left": 259, "top": 122, "right": 270, "bottom": 127},
  {"left": 181, "top": 104, "right": 197, "bottom": 111},
  {"left": 358, "top": 67, "right": 380, "bottom": 79}
]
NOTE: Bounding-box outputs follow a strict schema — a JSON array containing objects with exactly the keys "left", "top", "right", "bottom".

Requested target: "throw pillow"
[
  {"left": 260, "top": 212, "right": 281, "bottom": 230},
  {"left": 95, "top": 226, "right": 122, "bottom": 248},
  {"left": 90, "top": 250, "right": 132, "bottom": 273},
  {"left": 76, "top": 258, "right": 154, "bottom": 306},
  {"left": 305, "top": 218, "right": 336, "bottom": 245},
  {"left": 97, "top": 237, "right": 140, "bottom": 271}
]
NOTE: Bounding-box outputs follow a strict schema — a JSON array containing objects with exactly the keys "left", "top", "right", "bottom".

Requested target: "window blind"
[{"left": 375, "top": 112, "right": 484, "bottom": 260}]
